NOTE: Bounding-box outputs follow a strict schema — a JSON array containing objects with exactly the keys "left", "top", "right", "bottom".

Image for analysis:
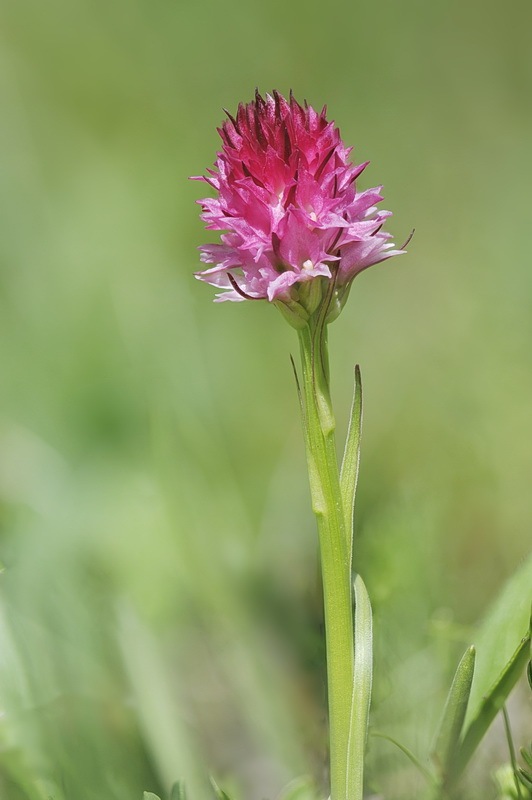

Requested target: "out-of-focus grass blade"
[
  {"left": 518, "top": 767, "right": 532, "bottom": 792},
  {"left": 277, "top": 775, "right": 319, "bottom": 800},
  {"left": 0, "top": 747, "right": 55, "bottom": 800},
  {"left": 371, "top": 731, "right": 435, "bottom": 784},
  {"left": 210, "top": 776, "right": 234, "bottom": 800},
  {"left": 346, "top": 573, "right": 372, "bottom": 800},
  {"left": 431, "top": 645, "right": 475, "bottom": 781},
  {"left": 452, "top": 555, "right": 532, "bottom": 782},
  {"left": 118, "top": 603, "right": 208, "bottom": 800},
  {"left": 517, "top": 670, "right": 532, "bottom": 792},
  {"left": 340, "top": 365, "right": 362, "bottom": 565},
  {"left": 171, "top": 780, "right": 187, "bottom": 800},
  {"left": 521, "top": 746, "right": 532, "bottom": 771},
  {"left": 454, "top": 639, "right": 530, "bottom": 784}
]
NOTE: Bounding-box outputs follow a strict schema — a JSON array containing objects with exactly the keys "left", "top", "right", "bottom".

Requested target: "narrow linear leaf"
[
  {"left": 432, "top": 645, "right": 476, "bottom": 779},
  {"left": 171, "top": 781, "right": 187, "bottom": 800},
  {"left": 346, "top": 573, "right": 373, "bottom": 800},
  {"left": 143, "top": 793, "right": 162, "bottom": 800},
  {"left": 451, "top": 555, "right": 532, "bottom": 783},
  {"left": 0, "top": 748, "right": 54, "bottom": 800},
  {"left": 521, "top": 747, "right": 532, "bottom": 771},
  {"left": 210, "top": 777, "right": 234, "bottom": 800},
  {"left": 371, "top": 731, "right": 435, "bottom": 784},
  {"left": 501, "top": 706, "right": 526, "bottom": 800},
  {"left": 278, "top": 775, "right": 318, "bottom": 800},
  {"left": 518, "top": 768, "right": 532, "bottom": 792},
  {"left": 466, "top": 555, "right": 532, "bottom": 724},
  {"left": 455, "top": 633, "right": 530, "bottom": 781},
  {"left": 340, "top": 364, "right": 362, "bottom": 564},
  {"left": 118, "top": 603, "right": 206, "bottom": 795}
]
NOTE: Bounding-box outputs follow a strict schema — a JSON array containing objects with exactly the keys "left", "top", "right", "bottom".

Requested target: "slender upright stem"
[{"left": 298, "top": 321, "right": 355, "bottom": 800}]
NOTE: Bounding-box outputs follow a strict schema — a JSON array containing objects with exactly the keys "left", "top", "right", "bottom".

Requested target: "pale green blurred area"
[{"left": 0, "top": 1, "right": 531, "bottom": 798}]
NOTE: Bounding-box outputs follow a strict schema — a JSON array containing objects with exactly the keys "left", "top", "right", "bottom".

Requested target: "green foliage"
[
  {"left": 518, "top": 746, "right": 532, "bottom": 794},
  {"left": 347, "top": 574, "right": 373, "bottom": 798},
  {"left": 209, "top": 777, "right": 234, "bottom": 800},
  {"left": 371, "top": 562, "right": 530, "bottom": 798},
  {"left": 141, "top": 782, "right": 188, "bottom": 800},
  {"left": 0, "top": 0, "right": 530, "bottom": 798},
  {"left": 171, "top": 781, "right": 188, "bottom": 800},
  {"left": 277, "top": 776, "right": 319, "bottom": 800},
  {"left": 516, "top": 662, "right": 532, "bottom": 795},
  {"left": 340, "top": 364, "right": 362, "bottom": 565},
  {"left": 494, "top": 762, "right": 532, "bottom": 800},
  {"left": 465, "top": 556, "right": 532, "bottom": 726},
  {"left": 453, "top": 556, "right": 532, "bottom": 781},
  {"left": 432, "top": 645, "right": 476, "bottom": 785}
]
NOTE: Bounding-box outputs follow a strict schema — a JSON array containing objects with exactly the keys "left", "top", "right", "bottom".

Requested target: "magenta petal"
[{"left": 192, "top": 91, "right": 403, "bottom": 305}]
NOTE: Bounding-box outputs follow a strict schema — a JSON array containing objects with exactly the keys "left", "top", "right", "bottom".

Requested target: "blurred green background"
[{"left": 0, "top": 0, "right": 530, "bottom": 798}]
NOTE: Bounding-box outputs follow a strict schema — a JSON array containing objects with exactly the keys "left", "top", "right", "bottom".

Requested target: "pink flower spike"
[{"left": 193, "top": 91, "right": 404, "bottom": 325}]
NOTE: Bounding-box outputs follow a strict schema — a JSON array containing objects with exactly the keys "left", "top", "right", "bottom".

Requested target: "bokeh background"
[{"left": 0, "top": 1, "right": 530, "bottom": 798}]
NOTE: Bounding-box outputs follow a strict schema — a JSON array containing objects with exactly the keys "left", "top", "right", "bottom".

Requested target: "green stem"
[
  {"left": 502, "top": 706, "right": 524, "bottom": 800},
  {"left": 298, "top": 322, "right": 355, "bottom": 800}
]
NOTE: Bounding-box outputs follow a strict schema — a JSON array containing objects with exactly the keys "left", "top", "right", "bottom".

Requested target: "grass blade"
[
  {"left": 432, "top": 645, "right": 476, "bottom": 781},
  {"left": 371, "top": 731, "right": 435, "bottom": 784},
  {"left": 451, "top": 555, "right": 532, "bottom": 784}
]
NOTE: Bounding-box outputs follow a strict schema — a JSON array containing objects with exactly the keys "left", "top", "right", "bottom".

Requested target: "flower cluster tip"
[{"left": 194, "top": 90, "right": 404, "bottom": 325}]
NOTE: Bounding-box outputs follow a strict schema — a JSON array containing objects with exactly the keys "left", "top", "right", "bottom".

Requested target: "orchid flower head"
[{"left": 193, "top": 90, "right": 404, "bottom": 326}]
